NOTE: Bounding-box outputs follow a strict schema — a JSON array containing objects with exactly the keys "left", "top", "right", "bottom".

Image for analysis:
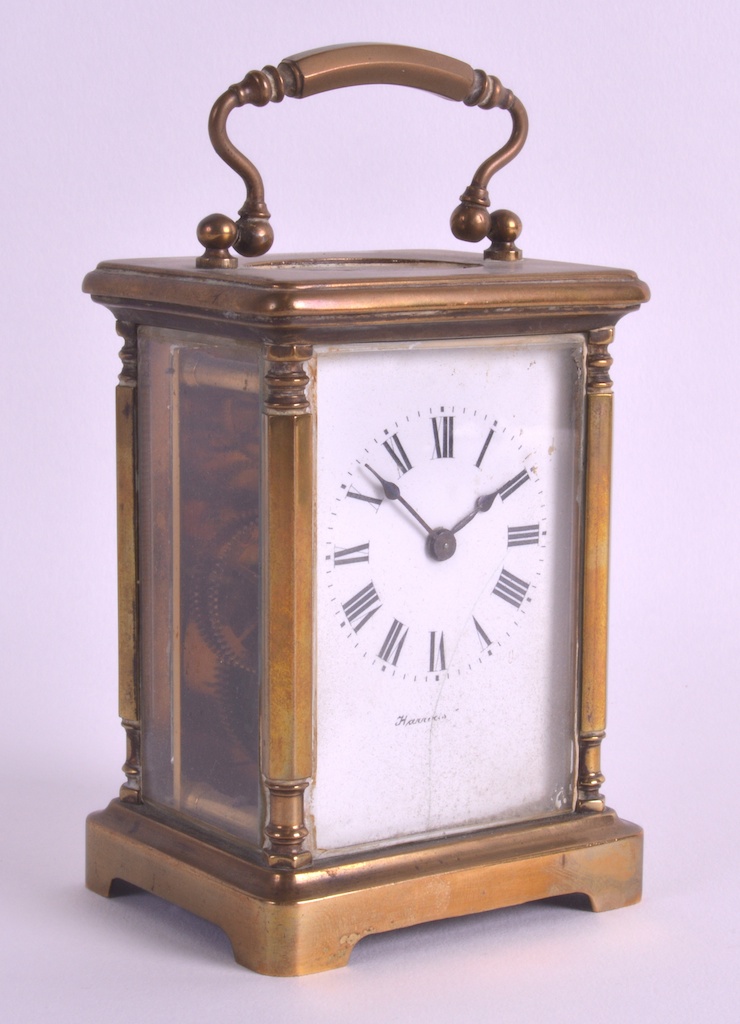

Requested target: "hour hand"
[
  {"left": 364, "top": 464, "right": 434, "bottom": 536},
  {"left": 451, "top": 488, "right": 499, "bottom": 534}
]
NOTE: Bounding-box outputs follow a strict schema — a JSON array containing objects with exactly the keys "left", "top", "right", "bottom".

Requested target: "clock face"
[
  {"left": 309, "top": 336, "right": 585, "bottom": 855},
  {"left": 324, "top": 408, "right": 546, "bottom": 683}
]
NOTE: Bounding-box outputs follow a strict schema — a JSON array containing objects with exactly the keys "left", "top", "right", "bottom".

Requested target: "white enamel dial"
[
  {"left": 326, "top": 409, "right": 546, "bottom": 682},
  {"left": 310, "top": 336, "right": 584, "bottom": 856}
]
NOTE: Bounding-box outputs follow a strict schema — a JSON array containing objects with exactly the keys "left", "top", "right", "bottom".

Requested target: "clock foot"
[{"left": 86, "top": 800, "right": 642, "bottom": 976}]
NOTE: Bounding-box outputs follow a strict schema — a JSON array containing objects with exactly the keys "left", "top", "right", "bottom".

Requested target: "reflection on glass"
[{"left": 138, "top": 328, "right": 261, "bottom": 843}]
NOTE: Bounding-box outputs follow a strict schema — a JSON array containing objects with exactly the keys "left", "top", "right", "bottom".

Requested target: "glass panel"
[
  {"left": 310, "top": 335, "right": 585, "bottom": 856},
  {"left": 138, "top": 328, "right": 262, "bottom": 844}
]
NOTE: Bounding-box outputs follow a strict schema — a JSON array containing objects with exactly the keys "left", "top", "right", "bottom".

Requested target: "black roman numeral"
[
  {"left": 475, "top": 428, "right": 494, "bottom": 469},
  {"left": 432, "top": 416, "right": 454, "bottom": 459},
  {"left": 346, "top": 487, "right": 382, "bottom": 509},
  {"left": 507, "top": 524, "right": 540, "bottom": 547},
  {"left": 493, "top": 569, "right": 530, "bottom": 608},
  {"left": 378, "top": 619, "right": 408, "bottom": 666},
  {"left": 383, "top": 433, "right": 412, "bottom": 475},
  {"left": 429, "top": 631, "right": 446, "bottom": 672},
  {"left": 334, "top": 542, "right": 370, "bottom": 566},
  {"left": 499, "top": 469, "right": 529, "bottom": 500},
  {"left": 342, "top": 582, "right": 381, "bottom": 631},
  {"left": 473, "top": 617, "right": 493, "bottom": 651}
]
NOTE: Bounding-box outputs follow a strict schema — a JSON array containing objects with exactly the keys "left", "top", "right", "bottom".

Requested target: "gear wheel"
[
  {"left": 192, "top": 518, "right": 260, "bottom": 673},
  {"left": 186, "top": 517, "right": 261, "bottom": 791}
]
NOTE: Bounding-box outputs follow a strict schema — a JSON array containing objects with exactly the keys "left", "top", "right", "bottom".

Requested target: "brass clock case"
[{"left": 83, "top": 44, "right": 649, "bottom": 975}]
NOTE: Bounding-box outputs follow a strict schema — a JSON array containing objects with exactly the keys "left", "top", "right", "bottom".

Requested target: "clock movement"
[{"left": 83, "top": 43, "right": 649, "bottom": 975}]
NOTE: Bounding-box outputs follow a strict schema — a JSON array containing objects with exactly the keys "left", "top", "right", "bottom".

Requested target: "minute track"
[{"left": 329, "top": 404, "right": 546, "bottom": 678}]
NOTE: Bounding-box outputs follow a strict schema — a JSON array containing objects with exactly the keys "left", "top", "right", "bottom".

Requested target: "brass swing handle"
[{"left": 197, "top": 43, "right": 528, "bottom": 266}]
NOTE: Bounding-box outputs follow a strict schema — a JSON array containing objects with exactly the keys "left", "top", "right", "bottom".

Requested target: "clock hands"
[
  {"left": 364, "top": 464, "right": 524, "bottom": 560},
  {"left": 450, "top": 488, "right": 500, "bottom": 535},
  {"left": 364, "top": 464, "right": 434, "bottom": 536},
  {"left": 364, "top": 464, "right": 457, "bottom": 562}
]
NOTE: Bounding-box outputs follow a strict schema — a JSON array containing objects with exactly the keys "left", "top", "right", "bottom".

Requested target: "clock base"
[{"left": 86, "top": 800, "right": 642, "bottom": 976}]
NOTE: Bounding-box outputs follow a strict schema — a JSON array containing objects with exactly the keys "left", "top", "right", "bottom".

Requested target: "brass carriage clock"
[{"left": 84, "top": 44, "right": 649, "bottom": 975}]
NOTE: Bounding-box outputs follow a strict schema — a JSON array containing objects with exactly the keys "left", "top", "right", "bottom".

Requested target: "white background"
[{"left": 2, "top": 2, "right": 738, "bottom": 1020}]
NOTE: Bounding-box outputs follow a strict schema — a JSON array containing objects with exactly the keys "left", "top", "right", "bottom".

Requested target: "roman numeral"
[
  {"left": 493, "top": 569, "right": 530, "bottom": 609},
  {"left": 383, "top": 433, "right": 412, "bottom": 475},
  {"left": 334, "top": 542, "right": 370, "bottom": 566},
  {"left": 378, "top": 619, "right": 408, "bottom": 666},
  {"left": 475, "top": 428, "right": 494, "bottom": 468},
  {"left": 346, "top": 487, "right": 382, "bottom": 509},
  {"left": 507, "top": 524, "right": 540, "bottom": 547},
  {"left": 342, "top": 582, "right": 381, "bottom": 631},
  {"left": 473, "top": 617, "right": 493, "bottom": 651},
  {"left": 499, "top": 469, "right": 529, "bottom": 500},
  {"left": 432, "top": 416, "right": 454, "bottom": 459},
  {"left": 429, "top": 631, "right": 446, "bottom": 672}
]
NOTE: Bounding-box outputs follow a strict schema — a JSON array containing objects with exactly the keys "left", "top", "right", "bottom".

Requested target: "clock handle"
[{"left": 196, "top": 43, "right": 528, "bottom": 267}]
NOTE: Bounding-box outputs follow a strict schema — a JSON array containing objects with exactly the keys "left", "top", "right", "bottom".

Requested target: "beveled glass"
[
  {"left": 138, "top": 327, "right": 262, "bottom": 842},
  {"left": 310, "top": 334, "right": 585, "bottom": 854}
]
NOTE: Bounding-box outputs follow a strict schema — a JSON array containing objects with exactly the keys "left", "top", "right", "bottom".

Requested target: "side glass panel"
[{"left": 138, "top": 328, "right": 261, "bottom": 843}]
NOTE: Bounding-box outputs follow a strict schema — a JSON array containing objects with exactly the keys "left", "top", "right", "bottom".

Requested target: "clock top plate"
[{"left": 83, "top": 250, "right": 650, "bottom": 344}]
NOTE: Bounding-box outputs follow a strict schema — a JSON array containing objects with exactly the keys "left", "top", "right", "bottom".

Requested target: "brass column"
[
  {"left": 578, "top": 326, "right": 615, "bottom": 812},
  {"left": 262, "top": 343, "right": 314, "bottom": 867},
  {"left": 115, "top": 321, "right": 141, "bottom": 803}
]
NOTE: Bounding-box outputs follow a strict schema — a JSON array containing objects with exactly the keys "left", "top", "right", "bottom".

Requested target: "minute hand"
[
  {"left": 451, "top": 489, "right": 499, "bottom": 534},
  {"left": 364, "top": 464, "right": 434, "bottom": 536}
]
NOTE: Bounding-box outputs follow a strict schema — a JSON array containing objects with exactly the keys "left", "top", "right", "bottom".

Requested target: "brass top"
[{"left": 84, "top": 250, "right": 650, "bottom": 344}]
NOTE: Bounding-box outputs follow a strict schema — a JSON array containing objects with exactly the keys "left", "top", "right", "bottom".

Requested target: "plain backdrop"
[{"left": 2, "top": 2, "right": 739, "bottom": 1021}]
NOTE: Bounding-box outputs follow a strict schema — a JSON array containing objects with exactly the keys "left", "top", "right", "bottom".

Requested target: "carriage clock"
[{"left": 84, "top": 43, "right": 649, "bottom": 975}]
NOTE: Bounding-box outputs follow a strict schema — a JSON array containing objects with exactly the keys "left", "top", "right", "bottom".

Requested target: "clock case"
[{"left": 83, "top": 44, "right": 650, "bottom": 975}]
